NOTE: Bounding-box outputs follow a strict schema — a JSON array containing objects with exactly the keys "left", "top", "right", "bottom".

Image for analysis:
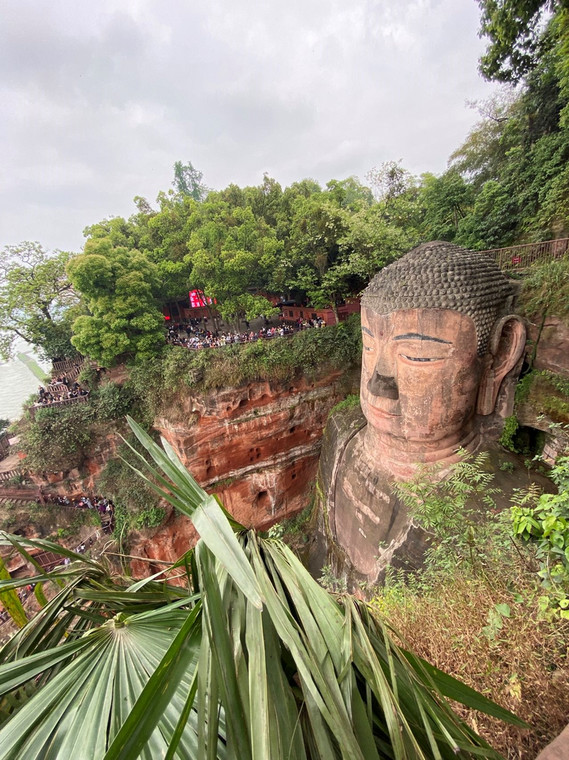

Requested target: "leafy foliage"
[
  {"left": 518, "top": 256, "right": 569, "bottom": 321},
  {"left": 0, "top": 243, "right": 78, "bottom": 360},
  {"left": 19, "top": 403, "right": 97, "bottom": 472},
  {"left": 511, "top": 455, "right": 569, "bottom": 616},
  {"left": 477, "top": 0, "right": 558, "bottom": 83},
  {"left": 499, "top": 415, "right": 520, "bottom": 452},
  {"left": 67, "top": 240, "right": 165, "bottom": 366},
  {"left": 395, "top": 451, "right": 501, "bottom": 573}
]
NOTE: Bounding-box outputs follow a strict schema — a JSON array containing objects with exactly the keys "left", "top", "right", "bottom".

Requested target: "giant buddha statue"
[{"left": 319, "top": 241, "right": 526, "bottom": 583}]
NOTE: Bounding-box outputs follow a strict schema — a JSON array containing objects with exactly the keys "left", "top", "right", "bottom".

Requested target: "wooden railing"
[
  {"left": 480, "top": 238, "right": 569, "bottom": 271},
  {"left": 51, "top": 358, "right": 84, "bottom": 380},
  {"left": 29, "top": 394, "right": 89, "bottom": 419},
  {"left": 0, "top": 433, "right": 10, "bottom": 461},
  {"left": 0, "top": 469, "right": 25, "bottom": 484}
]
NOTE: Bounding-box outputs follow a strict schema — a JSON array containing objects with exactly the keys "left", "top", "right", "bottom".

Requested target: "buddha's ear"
[{"left": 477, "top": 315, "right": 526, "bottom": 416}]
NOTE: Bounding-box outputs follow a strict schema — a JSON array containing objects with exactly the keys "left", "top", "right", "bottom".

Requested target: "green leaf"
[
  {"left": 192, "top": 496, "right": 263, "bottom": 610},
  {"left": 0, "top": 556, "right": 27, "bottom": 629},
  {"left": 103, "top": 604, "right": 202, "bottom": 760}
]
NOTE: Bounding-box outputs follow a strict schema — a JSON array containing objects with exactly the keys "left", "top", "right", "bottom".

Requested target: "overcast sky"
[{"left": 1, "top": 0, "right": 499, "bottom": 253}]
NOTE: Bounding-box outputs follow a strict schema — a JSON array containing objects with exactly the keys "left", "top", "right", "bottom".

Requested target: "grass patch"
[{"left": 327, "top": 393, "right": 360, "bottom": 419}]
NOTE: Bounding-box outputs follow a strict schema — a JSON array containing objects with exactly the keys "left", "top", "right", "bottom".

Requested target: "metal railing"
[{"left": 480, "top": 238, "right": 569, "bottom": 271}]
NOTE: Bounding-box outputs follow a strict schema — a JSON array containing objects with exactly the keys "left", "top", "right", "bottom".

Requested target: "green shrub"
[
  {"left": 518, "top": 256, "right": 569, "bottom": 321},
  {"left": 92, "top": 382, "right": 137, "bottom": 421},
  {"left": 500, "top": 460, "right": 515, "bottom": 472},
  {"left": 499, "top": 415, "right": 520, "bottom": 452},
  {"left": 511, "top": 456, "right": 569, "bottom": 618},
  {"left": 133, "top": 507, "right": 166, "bottom": 529},
  {"left": 328, "top": 394, "right": 360, "bottom": 419},
  {"left": 20, "top": 404, "right": 97, "bottom": 471},
  {"left": 514, "top": 370, "right": 536, "bottom": 404}
]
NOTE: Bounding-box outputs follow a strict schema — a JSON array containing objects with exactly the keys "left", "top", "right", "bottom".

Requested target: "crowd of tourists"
[
  {"left": 166, "top": 316, "right": 326, "bottom": 350},
  {"left": 50, "top": 493, "right": 115, "bottom": 533},
  {"left": 34, "top": 370, "right": 90, "bottom": 407}
]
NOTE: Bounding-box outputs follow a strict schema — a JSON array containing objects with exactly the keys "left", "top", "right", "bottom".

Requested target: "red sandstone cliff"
[{"left": 128, "top": 371, "right": 357, "bottom": 573}]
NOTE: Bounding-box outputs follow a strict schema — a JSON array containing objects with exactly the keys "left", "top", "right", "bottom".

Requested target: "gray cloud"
[{"left": 1, "top": 0, "right": 498, "bottom": 252}]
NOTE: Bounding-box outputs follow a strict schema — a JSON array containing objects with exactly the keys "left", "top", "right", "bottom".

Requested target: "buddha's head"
[{"left": 359, "top": 241, "right": 526, "bottom": 466}]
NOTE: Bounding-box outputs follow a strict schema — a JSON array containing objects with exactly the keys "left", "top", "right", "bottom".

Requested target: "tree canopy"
[{"left": 0, "top": 243, "right": 78, "bottom": 360}]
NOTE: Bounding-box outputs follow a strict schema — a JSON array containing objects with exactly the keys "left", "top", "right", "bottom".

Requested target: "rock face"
[
  {"left": 527, "top": 316, "right": 569, "bottom": 378},
  {"left": 156, "top": 373, "right": 354, "bottom": 527},
  {"left": 128, "top": 370, "right": 357, "bottom": 571}
]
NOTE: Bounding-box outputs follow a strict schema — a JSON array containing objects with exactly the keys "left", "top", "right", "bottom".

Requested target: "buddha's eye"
[{"left": 400, "top": 354, "right": 445, "bottom": 364}]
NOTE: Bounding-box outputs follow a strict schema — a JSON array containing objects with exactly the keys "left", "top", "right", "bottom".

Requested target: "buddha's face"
[{"left": 360, "top": 306, "right": 483, "bottom": 447}]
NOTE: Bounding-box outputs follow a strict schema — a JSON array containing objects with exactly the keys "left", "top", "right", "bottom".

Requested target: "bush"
[
  {"left": 20, "top": 404, "right": 97, "bottom": 471},
  {"left": 92, "top": 381, "right": 137, "bottom": 422},
  {"left": 511, "top": 456, "right": 569, "bottom": 617},
  {"left": 518, "top": 256, "right": 569, "bottom": 321},
  {"left": 500, "top": 415, "right": 520, "bottom": 452}
]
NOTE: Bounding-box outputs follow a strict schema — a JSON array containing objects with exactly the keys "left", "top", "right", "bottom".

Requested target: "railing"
[
  {"left": 46, "top": 381, "right": 68, "bottom": 395},
  {"left": 0, "top": 487, "right": 44, "bottom": 503},
  {"left": 0, "top": 433, "right": 10, "bottom": 461},
  {"left": 0, "top": 469, "right": 25, "bottom": 484},
  {"left": 29, "top": 394, "right": 89, "bottom": 419},
  {"left": 51, "top": 358, "right": 84, "bottom": 380},
  {"left": 480, "top": 238, "right": 569, "bottom": 271}
]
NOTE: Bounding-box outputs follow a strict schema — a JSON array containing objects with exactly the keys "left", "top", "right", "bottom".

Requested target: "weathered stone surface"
[
  {"left": 536, "top": 723, "right": 569, "bottom": 760},
  {"left": 528, "top": 317, "right": 569, "bottom": 378},
  {"left": 120, "top": 370, "right": 356, "bottom": 573},
  {"left": 154, "top": 373, "right": 355, "bottom": 530},
  {"left": 129, "top": 510, "right": 198, "bottom": 580}
]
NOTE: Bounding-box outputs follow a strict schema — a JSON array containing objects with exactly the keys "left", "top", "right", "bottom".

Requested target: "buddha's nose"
[{"left": 367, "top": 370, "right": 399, "bottom": 400}]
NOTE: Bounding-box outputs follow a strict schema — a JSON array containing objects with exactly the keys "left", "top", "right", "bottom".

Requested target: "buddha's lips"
[{"left": 365, "top": 404, "right": 400, "bottom": 419}]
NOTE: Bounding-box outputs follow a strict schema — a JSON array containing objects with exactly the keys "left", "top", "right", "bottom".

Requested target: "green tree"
[
  {"left": 0, "top": 243, "right": 78, "bottom": 360},
  {"left": 285, "top": 195, "right": 351, "bottom": 318},
  {"left": 67, "top": 239, "right": 165, "bottom": 366},
  {"left": 477, "top": 0, "right": 558, "bottom": 83},
  {"left": 456, "top": 180, "right": 519, "bottom": 249},
  {"left": 419, "top": 171, "right": 474, "bottom": 242},
  {"left": 186, "top": 197, "right": 282, "bottom": 326},
  {"left": 172, "top": 160, "right": 209, "bottom": 201}
]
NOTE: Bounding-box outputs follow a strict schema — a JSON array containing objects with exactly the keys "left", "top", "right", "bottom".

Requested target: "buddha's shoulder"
[{"left": 319, "top": 403, "right": 367, "bottom": 495}]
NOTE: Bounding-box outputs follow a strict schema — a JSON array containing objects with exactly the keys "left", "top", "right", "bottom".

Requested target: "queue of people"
[
  {"left": 36, "top": 383, "right": 90, "bottom": 406},
  {"left": 50, "top": 493, "right": 115, "bottom": 533},
  {"left": 166, "top": 316, "right": 326, "bottom": 351}
]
